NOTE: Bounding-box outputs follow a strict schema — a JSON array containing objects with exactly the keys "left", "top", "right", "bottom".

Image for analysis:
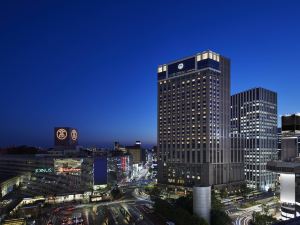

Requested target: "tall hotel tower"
[
  {"left": 157, "top": 50, "right": 243, "bottom": 187},
  {"left": 231, "top": 88, "right": 277, "bottom": 191}
]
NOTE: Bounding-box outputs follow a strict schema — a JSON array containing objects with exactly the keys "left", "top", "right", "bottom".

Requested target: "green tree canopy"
[{"left": 154, "top": 198, "right": 208, "bottom": 225}]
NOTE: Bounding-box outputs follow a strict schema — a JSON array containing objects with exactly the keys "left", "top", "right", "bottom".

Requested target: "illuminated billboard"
[
  {"left": 54, "top": 158, "right": 83, "bottom": 175},
  {"left": 54, "top": 127, "right": 78, "bottom": 147},
  {"left": 94, "top": 158, "right": 107, "bottom": 185}
]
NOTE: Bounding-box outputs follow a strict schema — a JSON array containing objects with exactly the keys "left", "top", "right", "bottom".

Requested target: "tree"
[
  {"left": 261, "top": 203, "right": 270, "bottom": 215},
  {"left": 110, "top": 187, "right": 121, "bottom": 199},
  {"left": 175, "top": 195, "right": 193, "bottom": 214},
  {"left": 211, "top": 191, "right": 224, "bottom": 210},
  {"left": 148, "top": 167, "right": 153, "bottom": 173},
  {"left": 211, "top": 209, "right": 232, "bottom": 225},
  {"left": 251, "top": 212, "right": 277, "bottom": 225},
  {"left": 154, "top": 198, "right": 208, "bottom": 225},
  {"left": 220, "top": 187, "right": 228, "bottom": 198},
  {"left": 240, "top": 183, "right": 251, "bottom": 198},
  {"left": 150, "top": 186, "right": 161, "bottom": 197}
]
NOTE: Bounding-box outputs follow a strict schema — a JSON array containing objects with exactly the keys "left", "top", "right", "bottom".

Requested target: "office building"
[
  {"left": 267, "top": 113, "right": 300, "bottom": 220},
  {"left": 157, "top": 50, "right": 243, "bottom": 188},
  {"left": 107, "top": 151, "right": 132, "bottom": 186},
  {"left": 278, "top": 128, "right": 282, "bottom": 160},
  {"left": 0, "top": 174, "right": 31, "bottom": 198},
  {"left": 231, "top": 87, "right": 277, "bottom": 191},
  {"left": 126, "top": 141, "right": 145, "bottom": 164},
  {"left": 281, "top": 114, "right": 300, "bottom": 161}
]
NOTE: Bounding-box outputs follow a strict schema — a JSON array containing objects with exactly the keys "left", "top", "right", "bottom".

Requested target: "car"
[
  {"left": 67, "top": 218, "right": 73, "bottom": 225},
  {"left": 166, "top": 222, "right": 175, "bottom": 225},
  {"left": 54, "top": 207, "right": 62, "bottom": 213},
  {"left": 66, "top": 206, "right": 75, "bottom": 211}
]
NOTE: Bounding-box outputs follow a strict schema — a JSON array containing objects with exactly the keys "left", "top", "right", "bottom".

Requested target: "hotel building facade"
[{"left": 157, "top": 50, "right": 243, "bottom": 188}]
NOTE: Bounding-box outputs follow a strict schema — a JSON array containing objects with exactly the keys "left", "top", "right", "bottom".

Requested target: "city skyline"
[{"left": 1, "top": 1, "right": 300, "bottom": 148}]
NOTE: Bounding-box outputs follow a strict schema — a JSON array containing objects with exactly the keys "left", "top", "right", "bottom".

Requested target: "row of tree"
[
  {"left": 153, "top": 190, "right": 232, "bottom": 225},
  {"left": 154, "top": 198, "right": 209, "bottom": 225}
]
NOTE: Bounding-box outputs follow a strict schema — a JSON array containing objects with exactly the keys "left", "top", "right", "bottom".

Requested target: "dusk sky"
[{"left": 1, "top": 0, "right": 300, "bottom": 148}]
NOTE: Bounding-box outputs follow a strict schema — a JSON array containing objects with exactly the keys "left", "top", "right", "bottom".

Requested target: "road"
[
  {"left": 231, "top": 204, "right": 262, "bottom": 225},
  {"left": 44, "top": 186, "right": 165, "bottom": 225},
  {"left": 49, "top": 200, "right": 161, "bottom": 225}
]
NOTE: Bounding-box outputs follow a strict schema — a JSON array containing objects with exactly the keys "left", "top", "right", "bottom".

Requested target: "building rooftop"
[
  {"left": 0, "top": 174, "right": 19, "bottom": 183},
  {"left": 158, "top": 50, "right": 222, "bottom": 67},
  {"left": 231, "top": 87, "right": 277, "bottom": 96},
  {"left": 267, "top": 160, "right": 300, "bottom": 173}
]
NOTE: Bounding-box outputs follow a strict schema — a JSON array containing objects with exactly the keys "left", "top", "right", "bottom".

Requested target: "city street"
[
  {"left": 43, "top": 184, "right": 165, "bottom": 225},
  {"left": 229, "top": 197, "right": 279, "bottom": 225},
  {"left": 46, "top": 200, "right": 163, "bottom": 225},
  {"left": 231, "top": 207, "right": 259, "bottom": 225}
]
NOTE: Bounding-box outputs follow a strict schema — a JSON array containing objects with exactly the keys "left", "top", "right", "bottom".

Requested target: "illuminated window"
[
  {"left": 163, "top": 65, "right": 167, "bottom": 71},
  {"left": 158, "top": 67, "right": 163, "bottom": 73},
  {"left": 202, "top": 53, "right": 208, "bottom": 59},
  {"left": 209, "top": 52, "right": 213, "bottom": 59},
  {"left": 197, "top": 55, "right": 201, "bottom": 61},
  {"left": 213, "top": 54, "right": 217, "bottom": 61}
]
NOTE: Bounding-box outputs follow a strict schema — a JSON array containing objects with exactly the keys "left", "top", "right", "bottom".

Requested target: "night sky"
[{"left": 1, "top": 0, "right": 300, "bottom": 148}]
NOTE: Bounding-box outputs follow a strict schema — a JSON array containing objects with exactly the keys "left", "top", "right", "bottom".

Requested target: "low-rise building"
[{"left": 1, "top": 174, "right": 31, "bottom": 198}]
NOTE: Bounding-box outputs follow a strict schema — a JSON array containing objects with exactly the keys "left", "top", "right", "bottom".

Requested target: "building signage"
[
  {"left": 168, "top": 57, "right": 195, "bottom": 78},
  {"left": 54, "top": 158, "right": 83, "bottom": 175},
  {"left": 35, "top": 168, "right": 53, "bottom": 173},
  {"left": 54, "top": 127, "right": 78, "bottom": 147},
  {"left": 56, "top": 128, "right": 68, "bottom": 140},
  {"left": 71, "top": 129, "right": 78, "bottom": 141},
  {"left": 177, "top": 63, "right": 184, "bottom": 70},
  {"left": 57, "top": 167, "right": 81, "bottom": 173}
]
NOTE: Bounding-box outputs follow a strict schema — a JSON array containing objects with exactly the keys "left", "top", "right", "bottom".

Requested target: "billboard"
[
  {"left": 94, "top": 158, "right": 107, "bottom": 185},
  {"left": 54, "top": 158, "right": 83, "bottom": 175},
  {"left": 54, "top": 127, "right": 78, "bottom": 147}
]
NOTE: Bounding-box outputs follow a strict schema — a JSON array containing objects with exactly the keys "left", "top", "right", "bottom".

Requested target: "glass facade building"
[{"left": 231, "top": 87, "right": 277, "bottom": 190}]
